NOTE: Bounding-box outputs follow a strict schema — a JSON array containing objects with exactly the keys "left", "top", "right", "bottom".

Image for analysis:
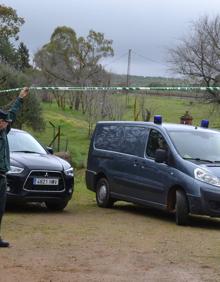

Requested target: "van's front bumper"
[{"left": 188, "top": 186, "right": 220, "bottom": 217}]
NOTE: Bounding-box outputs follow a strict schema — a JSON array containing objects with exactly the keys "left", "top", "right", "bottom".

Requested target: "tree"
[
  {"left": 0, "top": 40, "right": 31, "bottom": 71},
  {"left": 16, "top": 42, "right": 31, "bottom": 71},
  {"left": 0, "top": 5, "right": 43, "bottom": 130},
  {"left": 0, "top": 4, "right": 24, "bottom": 40},
  {"left": 169, "top": 15, "right": 220, "bottom": 103},
  {"left": 14, "top": 93, "right": 45, "bottom": 131},
  {"left": 84, "top": 91, "right": 125, "bottom": 136},
  {"left": 0, "top": 5, "right": 27, "bottom": 69},
  {"left": 34, "top": 26, "right": 114, "bottom": 110},
  {"left": 0, "top": 63, "right": 45, "bottom": 131},
  {"left": 0, "top": 37, "right": 16, "bottom": 65}
]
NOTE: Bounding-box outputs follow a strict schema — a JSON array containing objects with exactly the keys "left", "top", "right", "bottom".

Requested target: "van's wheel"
[
  {"left": 175, "top": 190, "right": 189, "bottom": 226},
  {"left": 96, "top": 178, "right": 114, "bottom": 208}
]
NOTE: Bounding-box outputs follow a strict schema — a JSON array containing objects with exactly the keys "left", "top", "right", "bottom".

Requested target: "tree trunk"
[{"left": 74, "top": 91, "right": 80, "bottom": 111}]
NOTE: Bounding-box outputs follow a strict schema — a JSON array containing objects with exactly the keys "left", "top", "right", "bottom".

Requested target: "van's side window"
[
  {"left": 121, "top": 126, "right": 148, "bottom": 157},
  {"left": 146, "top": 129, "right": 167, "bottom": 158},
  {"left": 94, "top": 125, "right": 124, "bottom": 152}
]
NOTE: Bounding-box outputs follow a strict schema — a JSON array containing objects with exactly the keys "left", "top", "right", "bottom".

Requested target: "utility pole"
[{"left": 126, "top": 49, "right": 131, "bottom": 87}]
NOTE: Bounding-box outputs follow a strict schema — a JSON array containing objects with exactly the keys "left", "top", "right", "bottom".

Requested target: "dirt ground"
[{"left": 1, "top": 199, "right": 220, "bottom": 282}]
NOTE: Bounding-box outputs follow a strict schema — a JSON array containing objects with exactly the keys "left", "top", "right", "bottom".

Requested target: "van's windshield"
[{"left": 168, "top": 130, "right": 220, "bottom": 162}]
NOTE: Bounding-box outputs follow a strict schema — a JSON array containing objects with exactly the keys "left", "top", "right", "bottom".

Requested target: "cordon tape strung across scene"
[{"left": 1, "top": 86, "right": 220, "bottom": 93}]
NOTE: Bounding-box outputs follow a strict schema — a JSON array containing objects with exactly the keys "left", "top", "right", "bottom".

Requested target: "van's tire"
[
  {"left": 175, "top": 190, "right": 189, "bottom": 226},
  {"left": 45, "top": 199, "right": 69, "bottom": 211},
  {"left": 96, "top": 178, "right": 114, "bottom": 208}
]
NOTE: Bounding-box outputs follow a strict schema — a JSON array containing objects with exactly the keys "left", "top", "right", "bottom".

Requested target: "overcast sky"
[{"left": 2, "top": 0, "right": 220, "bottom": 77}]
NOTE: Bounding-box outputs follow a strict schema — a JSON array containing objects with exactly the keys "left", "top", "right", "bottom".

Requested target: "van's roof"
[{"left": 97, "top": 121, "right": 219, "bottom": 133}]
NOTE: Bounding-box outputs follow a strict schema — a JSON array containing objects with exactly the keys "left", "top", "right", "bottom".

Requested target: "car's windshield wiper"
[
  {"left": 183, "top": 157, "right": 214, "bottom": 163},
  {"left": 11, "top": 150, "right": 39, "bottom": 154}
]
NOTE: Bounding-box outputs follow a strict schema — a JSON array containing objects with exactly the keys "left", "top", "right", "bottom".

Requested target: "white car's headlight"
[
  {"left": 7, "top": 166, "right": 24, "bottom": 174},
  {"left": 194, "top": 168, "right": 220, "bottom": 187},
  {"left": 64, "top": 167, "right": 74, "bottom": 177}
]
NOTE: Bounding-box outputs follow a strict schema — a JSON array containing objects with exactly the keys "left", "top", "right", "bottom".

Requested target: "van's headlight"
[
  {"left": 194, "top": 168, "right": 220, "bottom": 187},
  {"left": 7, "top": 166, "right": 24, "bottom": 174},
  {"left": 64, "top": 167, "right": 74, "bottom": 177}
]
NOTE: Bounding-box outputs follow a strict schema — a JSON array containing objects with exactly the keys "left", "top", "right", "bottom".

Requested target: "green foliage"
[
  {"left": 0, "top": 41, "right": 31, "bottom": 71},
  {"left": 34, "top": 26, "right": 114, "bottom": 86},
  {"left": 85, "top": 29, "right": 114, "bottom": 62},
  {"left": 16, "top": 42, "right": 31, "bottom": 71},
  {"left": 0, "top": 4, "right": 24, "bottom": 40},
  {"left": 50, "top": 26, "right": 77, "bottom": 50},
  {"left": 0, "top": 37, "right": 16, "bottom": 66},
  {"left": 0, "top": 4, "right": 30, "bottom": 76},
  {"left": 0, "top": 4, "right": 42, "bottom": 131},
  {"left": 14, "top": 93, "right": 45, "bottom": 131},
  {"left": 0, "top": 64, "right": 29, "bottom": 91},
  {"left": 0, "top": 64, "right": 45, "bottom": 131},
  {"left": 0, "top": 5, "right": 30, "bottom": 71}
]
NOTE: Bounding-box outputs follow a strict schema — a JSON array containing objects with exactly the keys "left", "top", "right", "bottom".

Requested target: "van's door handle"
[
  {"left": 141, "top": 162, "right": 147, "bottom": 169},
  {"left": 133, "top": 160, "right": 139, "bottom": 167},
  {"left": 94, "top": 154, "right": 114, "bottom": 160}
]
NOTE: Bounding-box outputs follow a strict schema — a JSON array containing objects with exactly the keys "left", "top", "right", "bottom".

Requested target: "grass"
[
  {"left": 124, "top": 95, "right": 220, "bottom": 125},
  {"left": 25, "top": 102, "right": 90, "bottom": 168},
  {"left": 73, "top": 169, "right": 95, "bottom": 207}
]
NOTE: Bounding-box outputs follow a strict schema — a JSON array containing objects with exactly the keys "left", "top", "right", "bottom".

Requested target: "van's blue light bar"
[
  {"left": 154, "top": 115, "right": 162, "bottom": 124},
  {"left": 201, "top": 120, "right": 209, "bottom": 128}
]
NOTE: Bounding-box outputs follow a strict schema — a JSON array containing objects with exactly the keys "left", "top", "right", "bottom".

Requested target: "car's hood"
[
  {"left": 10, "top": 152, "right": 67, "bottom": 171},
  {"left": 201, "top": 164, "right": 220, "bottom": 177}
]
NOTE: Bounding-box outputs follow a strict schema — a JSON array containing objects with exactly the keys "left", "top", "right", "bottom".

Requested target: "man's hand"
[{"left": 19, "top": 87, "right": 29, "bottom": 99}]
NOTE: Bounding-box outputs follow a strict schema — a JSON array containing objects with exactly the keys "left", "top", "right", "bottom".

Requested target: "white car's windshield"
[
  {"left": 168, "top": 130, "right": 220, "bottom": 162},
  {"left": 8, "top": 131, "right": 47, "bottom": 154}
]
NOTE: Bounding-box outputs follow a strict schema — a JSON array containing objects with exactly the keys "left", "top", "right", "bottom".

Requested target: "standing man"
[{"left": 0, "top": 87, "right": 29, "bottom": 247}]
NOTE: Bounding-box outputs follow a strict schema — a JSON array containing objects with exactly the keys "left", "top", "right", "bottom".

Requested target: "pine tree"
[{"left": 16, "top": 42, "right": 31, "bottom": 71}]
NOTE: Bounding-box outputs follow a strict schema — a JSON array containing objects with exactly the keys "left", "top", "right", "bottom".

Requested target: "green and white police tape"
[{"left": 0, "top": 86, "right": 220, "bottom": 93}]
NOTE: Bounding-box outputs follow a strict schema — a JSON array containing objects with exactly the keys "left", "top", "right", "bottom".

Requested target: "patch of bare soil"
[{"left": 1, "top": 202, "right": 220, "bottom": 282}]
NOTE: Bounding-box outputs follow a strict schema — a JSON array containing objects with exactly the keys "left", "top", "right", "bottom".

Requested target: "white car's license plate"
[{"left": 33, "top": 178, "right": 59, "bottom": 185}]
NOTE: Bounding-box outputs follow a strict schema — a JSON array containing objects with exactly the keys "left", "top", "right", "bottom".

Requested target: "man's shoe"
[{"left": 0, "top": 238, "right": 9, "bottom": 248}]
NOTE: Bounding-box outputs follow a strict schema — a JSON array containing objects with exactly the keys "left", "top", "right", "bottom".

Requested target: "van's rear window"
[{"left": 94, "top": 125, "right": 148, "bottom": 157}]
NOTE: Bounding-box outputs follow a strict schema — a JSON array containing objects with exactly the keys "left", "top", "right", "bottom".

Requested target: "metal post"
[
  {"left": 126, "top": 49, "right": 131, "bottom": 87},
  {"left": 57, "top": 126, "right": 61, "bottom": 152}
]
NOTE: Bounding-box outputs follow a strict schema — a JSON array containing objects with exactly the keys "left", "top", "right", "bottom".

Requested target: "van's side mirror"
[
  {"left": 46, "top": 146, "right": 54, "bottom": 154},
  {"left": 155, "top": 149, "right": 167, "bottom": 163}
]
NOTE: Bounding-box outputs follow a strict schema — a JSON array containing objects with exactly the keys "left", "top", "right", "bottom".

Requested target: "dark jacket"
[{"left": 0, "top": 97, "right": 23, "bottom": 172}]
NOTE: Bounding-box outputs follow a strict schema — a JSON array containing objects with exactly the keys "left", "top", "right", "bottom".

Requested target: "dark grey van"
[{"left": 86, "top": 118, "right": 220, "bottom": 225}]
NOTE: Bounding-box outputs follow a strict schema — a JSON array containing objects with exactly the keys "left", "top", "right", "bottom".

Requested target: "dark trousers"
[{"left": 0, "top": 175, "right": 7, "bottom": 234}]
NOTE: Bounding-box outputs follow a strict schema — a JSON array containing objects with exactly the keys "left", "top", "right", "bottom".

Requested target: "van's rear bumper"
[
  {"left": 85, "top": 169, "right": 96, "bottom": 191},
  {"left": 188, "top": 187, "right": 220, "bottom": 217}
]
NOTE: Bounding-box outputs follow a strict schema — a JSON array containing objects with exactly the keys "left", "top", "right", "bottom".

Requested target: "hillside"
[{"left": 109, "top": 73, "right": 189, "bottom": 87}]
